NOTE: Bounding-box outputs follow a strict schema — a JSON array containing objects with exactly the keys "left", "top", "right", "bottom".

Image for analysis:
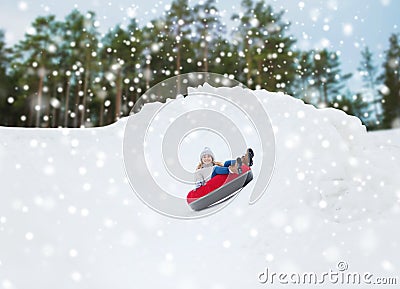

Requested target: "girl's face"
[{"left": 201, "top": 154, "right": 213, "bottom": 165}]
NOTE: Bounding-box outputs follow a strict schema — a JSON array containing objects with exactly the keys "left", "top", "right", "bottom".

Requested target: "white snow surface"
[{"left": 0, "top": 86, "right": 399, "bottom": 288}]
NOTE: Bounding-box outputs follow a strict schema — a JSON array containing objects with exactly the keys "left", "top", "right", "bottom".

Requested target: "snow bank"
[
  {"left": 0, "top": 86, "right": 399, "bottom": 289},
  {"left": 264, "top": 91, "right": 399, "bottom": 221},
  {"left": 191, "top": 85, "right": 400, "bottom": 222}
]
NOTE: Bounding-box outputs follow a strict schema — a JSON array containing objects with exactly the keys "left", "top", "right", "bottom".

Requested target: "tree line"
[{"left": 0, "top": 0, "right": 399, "bottom": 130}]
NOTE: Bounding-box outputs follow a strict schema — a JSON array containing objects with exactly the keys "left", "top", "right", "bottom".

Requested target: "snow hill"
[{"left": 0, "top": 85, "right": 399, "bottom": 289}]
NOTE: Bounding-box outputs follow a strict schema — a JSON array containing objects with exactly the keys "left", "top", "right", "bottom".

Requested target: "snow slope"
[{"left": 0, "top": 86, "right": 399, "bottom": 289}]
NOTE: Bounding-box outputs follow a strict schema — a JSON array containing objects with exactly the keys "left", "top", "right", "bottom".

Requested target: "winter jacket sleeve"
[
  {"left": 194, "top": 166, "right": 214, "bottom": 189},
  {"left": 194, "top": 169, "right": 204, "bottom": 183}
]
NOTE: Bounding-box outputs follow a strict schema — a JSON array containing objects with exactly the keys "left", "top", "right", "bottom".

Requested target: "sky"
[{"left": 0, "top": 0, "right": 399, "bottom": 92}]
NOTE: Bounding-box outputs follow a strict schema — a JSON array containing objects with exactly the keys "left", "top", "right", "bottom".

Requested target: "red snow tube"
[{"left": 187, "top": 164, "right": 252, "bottom": 211}]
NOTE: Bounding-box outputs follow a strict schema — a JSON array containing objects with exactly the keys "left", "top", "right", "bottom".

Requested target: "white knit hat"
[{"left": 200, "top": 147, "right": 215, "bottom": 161}]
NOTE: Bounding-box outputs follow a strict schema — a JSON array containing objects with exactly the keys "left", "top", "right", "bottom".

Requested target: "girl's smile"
[{"left": 201, "top": 154, "right": 213, "bottom": 165}]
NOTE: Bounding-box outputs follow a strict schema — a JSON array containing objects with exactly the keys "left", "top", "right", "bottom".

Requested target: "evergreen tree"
[
  {"left": 380, "top": 34, "right": 400, "bottom": 129},
  {"left": 310, "top": 49, "right": 352, "bottom": 106},
  {"left": 358, "top": 46, "right": 381, "bottom": 129},
  {"left": 163, "top": 0, "right": 195, "bottom": 76},
  {"left": 102, "top": 26, "right": 131, "bottom": 122},
  {"left": 12, "top": 15, "right": 61, "bottom": 127},
  {"left": 0, "top": 30, "right": 14, "bottom": 125},
  {"left": 292, "top": 50, "right": 315, "bottom": 101},
  {"left": 100, "top": 20, "right": 144, "bottom": 123},
  {"left": 62, "top": 10, "right": 100, "bottom": 127},
  {"left": 192, "top": 0, "right": 226, "bottom": 72},
  {"left": 2, "top": 6, "right": 398, "bottom": 130},
  {"left": 232, "top": 0, "right": 297, "bottom": 91},
  {"left": 140, "top": 19, "right": 169, "bottom": 88},
  {"left": 207, "top": 38, "right": 238, "bottom": 76},
  {"left": 125, "top": 19, "right": 146, "bottom": 105}
]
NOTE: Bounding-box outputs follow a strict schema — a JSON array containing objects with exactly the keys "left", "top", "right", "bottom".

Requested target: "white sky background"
[{"left": 0, "top": 0, "right": 399, "bottom": 92}]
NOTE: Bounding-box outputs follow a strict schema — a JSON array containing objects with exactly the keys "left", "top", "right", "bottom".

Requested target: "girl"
[{"left": 194, "top": 147, "right": 223, "bottom": 189}]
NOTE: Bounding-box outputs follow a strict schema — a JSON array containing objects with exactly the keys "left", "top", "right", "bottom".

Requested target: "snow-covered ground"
[{"left": 0, "top": 86, "right": 399, "bottom": 289}]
